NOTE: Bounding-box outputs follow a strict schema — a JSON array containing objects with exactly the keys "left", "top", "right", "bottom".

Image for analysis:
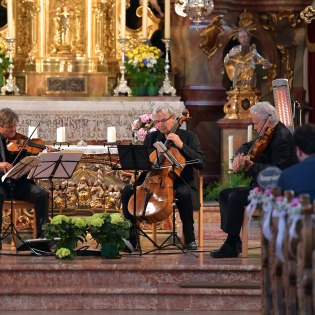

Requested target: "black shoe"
[
  {"left": 210, "top": 241, "right": 238, "bottom": 258},
  {"left": 184, "top": 241, "right": 197, "bottom": 250}
]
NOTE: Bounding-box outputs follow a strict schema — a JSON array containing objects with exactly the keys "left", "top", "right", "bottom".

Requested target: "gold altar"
[{"left": 0, "top": 0, "right": 161, "bottom": 96}]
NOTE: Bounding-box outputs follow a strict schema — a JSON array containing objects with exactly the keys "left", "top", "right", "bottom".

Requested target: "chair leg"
[
  {"left": 198, "top": 175, "right": 204, "bottom": 247},
  {"left": 242, "top": 210, "right": 249, "bottom": 257},
  {"left": 152, "top": 223, "right": 157, "bottom": 243}
]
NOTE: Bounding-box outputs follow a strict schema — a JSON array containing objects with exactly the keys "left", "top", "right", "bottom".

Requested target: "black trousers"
[
  {"left": 219, "top": 187, "right": 251, "bottom": 236},
  {"left": 0, "top": 180, "right": 49, "bottom": 238},
  {"left": 121, "top": 183, "right": 195, "bottom": 245}
]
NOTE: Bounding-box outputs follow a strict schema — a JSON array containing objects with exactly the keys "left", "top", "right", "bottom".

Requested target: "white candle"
[
  {"left": 120, "top": 0, "right": 126, "bottom": 39},
  {"left": 142, "top": 0, "right": 148, "bottom": 39},
  {"left": 247, "top": 124, "right": 253, "bottom": 142},
  {"left": 56, "top": 127, "right": 66, "bottom": 143},
  {"left": 28, "top": 126, "right": 38, "bottom": 139},
  {"left": 107, "top": 126, "right": 116, "bottom": 143},
  {"left": 164, "top": 0, "right": 171, "bottom": 39},
  {"left": 228, "top": 135, "right": 234, "bottom": 170},
  {"left": 7, "top": 0, "right": 14, "bottom": 39}
]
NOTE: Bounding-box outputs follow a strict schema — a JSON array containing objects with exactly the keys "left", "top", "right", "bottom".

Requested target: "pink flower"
[{"left": 139, "top": 114, "right": 152, "bottom": 124}]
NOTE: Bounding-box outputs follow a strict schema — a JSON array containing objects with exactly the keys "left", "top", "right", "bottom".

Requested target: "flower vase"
[
  {"left": 101, "top": 241, "right": 120, "bottom": 258},
  {"left": 146, "top": 85, "right": 159, "bottom": 96}
]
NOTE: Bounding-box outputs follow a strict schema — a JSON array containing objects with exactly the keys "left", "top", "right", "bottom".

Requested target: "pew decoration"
[{"left": 245, "top": 187, "right": 315, "bottom": 314}]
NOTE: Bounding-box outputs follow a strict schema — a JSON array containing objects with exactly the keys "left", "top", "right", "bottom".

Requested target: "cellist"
[
  {"left": 211, "top": 101, "right": 298, "bottom": 258},
  {"left": 121, "top": 104, "right": 205, "bottom": 250},
  {"left": 0, "top": 108, "right": 51, "bottom": 249}
]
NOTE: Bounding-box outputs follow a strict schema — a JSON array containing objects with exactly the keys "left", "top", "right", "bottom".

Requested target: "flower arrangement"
[
  {"left": 87, "top": 212, "right": 131, "bottom": 258},
  {"left": 0, "top": 42, "right": 9, "bottom": 87},
  {"left": 131, "top": 113, "right": 156, "bottom": 142},
  {"left": 125, "top": 44, "right": 165, "bottom": 95},
  {"left": 42, "top": 215, "right": 87, "bottom": 259},
  {"left": 43, "top": 213, "right": 131, "bottom": 259}
]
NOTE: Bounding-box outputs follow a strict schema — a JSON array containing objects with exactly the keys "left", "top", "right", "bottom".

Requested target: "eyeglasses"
[{"left": 154, "top": 116, "right": 173, "bottom": 125}]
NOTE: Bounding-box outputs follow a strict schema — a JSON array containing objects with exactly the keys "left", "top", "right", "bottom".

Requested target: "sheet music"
[
  {"left": 28, "top": 150, "right": 82, "bottom": 179},
  {"left": 1, "top": 156, "right": 43, "bottom": 182}
]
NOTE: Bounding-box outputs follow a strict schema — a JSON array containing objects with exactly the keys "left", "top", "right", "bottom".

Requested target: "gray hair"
[
  {"left": 0, "top": 108, "right": 19, "bottom": 126},
  {"left": 152, "top": 103, "right": 176, "bottom": 118},
  {"left": 250, "top": 101, "right": 278, "bottom": 124}
]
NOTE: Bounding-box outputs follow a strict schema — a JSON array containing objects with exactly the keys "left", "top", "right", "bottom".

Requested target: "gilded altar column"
[
  {"left": 87, "top": 0, "right": 92, "bottom": 59},
  {"left": 39, "top": 0, "right": 46, "bottom": 60}
]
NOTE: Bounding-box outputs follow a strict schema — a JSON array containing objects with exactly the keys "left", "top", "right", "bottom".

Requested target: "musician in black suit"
[
  {"left": 121, "top": 104, "right": 205, "bottom": 250},
  {"left": 0, "top": 108, "right": 49, "bottom": 248},
  {"left": 211, "top": 101, "right": 298, "bottom": 258}
]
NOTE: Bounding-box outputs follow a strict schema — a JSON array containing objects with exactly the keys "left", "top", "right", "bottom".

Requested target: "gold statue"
[
  {"left": 90, "top": 181, "right": 105, "bottom": 209},
  {"left": 223, "top": 29, "right": 271, "bottom": 119},
  {"left": 224, "top": 30, "right": 271, "bottom": 89},
  {"left": 77, "top": 176, "right": 91, "bottom": 206}
]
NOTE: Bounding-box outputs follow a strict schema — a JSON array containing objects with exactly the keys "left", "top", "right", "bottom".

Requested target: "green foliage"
[{"left": 204, "top": 171, "right": 251, "bottom": 201}]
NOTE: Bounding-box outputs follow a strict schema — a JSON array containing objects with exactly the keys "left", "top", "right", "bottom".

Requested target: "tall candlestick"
[
  {"left": 56, "top": 127, "right": 66, "bottom": 143},
  {"left": 142, "top": 0, "right": 148, "bottom": 39},
  {"left": 87, "top": 0, "right": 92, "bottom": 58},
  {"left": 120, "top": 0, "right": 126, "bottom": 39},
  {"left": 7, "top": 0, "right": 14, "bottom": 39},
  {"left": 228, "top": 135, "right": 234, "bottom": 170},
  {"left": 164, "top": 0, "right": 170, "bottom": 39},
  {"left": 247, "top": 124, "right": 253, "bottom": 142},
  {"left": 107, "top": 126, "right": 116, "bottom": 143},
  {"left": 28, "top": 126, "right": 38, "bottom": 139}
]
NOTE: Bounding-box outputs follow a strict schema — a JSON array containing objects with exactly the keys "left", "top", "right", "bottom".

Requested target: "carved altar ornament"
[
  {"left": 300, "top": 6, "right": 315, "bottom": 24},
  {"left": 90, "top": 181, "right": 105, "bottom": 209},
  {"left": 77, "top": 176, "right": 91, "bottom": 205},
  {"left": 66, "top": 180, "right": 78, "bottom": 208}
]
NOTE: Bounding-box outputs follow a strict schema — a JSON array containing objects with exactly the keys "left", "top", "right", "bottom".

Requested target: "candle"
[
  {"left": 107, "top": 126, "right": 116, "bottom": 143},
  {"left": 28, "top": 126, "right": 38, "bottom": 139},
  {"left": 142, "top": 0, "right": 148, "bottom": 39},
  {"left": 164, "top": 0, "right": 171, "bottom": 39},
  {"left": 56, "top": 127, "right": 66, "bottom": 143},
  {"left": 228, "top": 135, "right": 234, "bottom": 170},
  {"left": 120, "top": 0, "right": 126, "bottom": 39},
  {"left": 7, "top": 0, "right": 14, "bottom": 39},
  {"left": 247, "top": 124, "right": 253, "bottom": 142}
]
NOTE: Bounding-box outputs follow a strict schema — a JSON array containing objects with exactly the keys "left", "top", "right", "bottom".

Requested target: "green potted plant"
[
  {"left": 87, "top": 212, "right": 131, "bottom": 258},
  {"left": 125, "top": 44, "right": 165, "bottom": 96},
  {"left": 42, "top": 215, "right": 87, "bottom": 259}
]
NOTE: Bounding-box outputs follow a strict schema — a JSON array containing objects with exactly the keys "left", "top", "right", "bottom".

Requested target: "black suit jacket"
[{"left": 142, "top": 129, "right": 206, "bottom": 209}]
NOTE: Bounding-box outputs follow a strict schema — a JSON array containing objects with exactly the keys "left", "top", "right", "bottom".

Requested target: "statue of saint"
[
  {"left": 77, "top": 176, "right": 91, "bottom": 206},
  {"left": 90, "top": 181, "right": 104, "bottom": 209},
  {"left": 224, "top": 29, "right": 271, "bottom": 89}
]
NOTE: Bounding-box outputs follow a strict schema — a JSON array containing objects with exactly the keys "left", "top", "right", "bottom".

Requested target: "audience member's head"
[{"left": 294, "top": 123, "right": 315, "bottom": 161}]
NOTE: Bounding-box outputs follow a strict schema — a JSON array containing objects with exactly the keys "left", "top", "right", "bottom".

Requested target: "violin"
[
  {"left": 248, "top": 127, "right": 274, "bottom": 161},
  {"left": 7, "top": 133, "right": 47, "bottom": 155},
  {"left": 128, "top": 109, "right": 190, "bottom": 224}
]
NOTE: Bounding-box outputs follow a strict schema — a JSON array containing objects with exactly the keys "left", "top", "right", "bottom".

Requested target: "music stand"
[
  {"left": 107, "top": 144, "right": 160, "bottom": 254},
  {"left": 0, "top": 156, "right": 44, "bottom": 255},
  {"left": 28, "top": 151, "right": 82, "bottom": 218}
]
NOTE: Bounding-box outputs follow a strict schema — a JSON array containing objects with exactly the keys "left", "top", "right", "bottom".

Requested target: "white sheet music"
[{"left": 1, "top": 156, "right": 43, "bottom": 182}]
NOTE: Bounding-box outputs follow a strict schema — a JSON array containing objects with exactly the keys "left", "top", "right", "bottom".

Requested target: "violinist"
[
  {"left": 121, "top": 104, "right": 205, "bottom": 250},
  {"left": 211, "top": 101, "right": 298, "bottom": 258},
  {"left": 0, "top": 108, "right": 50, "bottom": 249}
]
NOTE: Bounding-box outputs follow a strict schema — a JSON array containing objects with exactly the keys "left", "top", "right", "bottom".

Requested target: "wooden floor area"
[{"left": 0, "top": 207, "right": 262, "bottom": 312}]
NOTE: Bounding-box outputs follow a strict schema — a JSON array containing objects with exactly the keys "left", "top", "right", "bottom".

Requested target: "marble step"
[{"left": 0, "top": 261, "right": 261, "bottom": 311}]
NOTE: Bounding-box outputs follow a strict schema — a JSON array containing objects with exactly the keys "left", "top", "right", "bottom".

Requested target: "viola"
[
  {"left": 7, "top": 133, "right": 46, "bottom": 155},
  {"left": 128, "top": 109, "right": 190, "bottom": 224}
]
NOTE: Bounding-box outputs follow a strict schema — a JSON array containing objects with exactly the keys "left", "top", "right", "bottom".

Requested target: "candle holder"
[
  {"left": 114, "top": 38, "right": 132, "bottom": 96},
  {"left": 1, "top": 38, "right": 20, "bottom": 96},
  {"left": 77, "top": 115, "right": 88, "bottom": 146},
  {"left": 53, "top": 142, "right": 70, "bottom": 150},
  {"left": 159, "top": 39, "right": 176, "bottom": 96}
]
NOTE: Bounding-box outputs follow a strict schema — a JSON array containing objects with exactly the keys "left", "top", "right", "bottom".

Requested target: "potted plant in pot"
[{"left": 125, "top": 44, "right": 165, "bottom": 96}]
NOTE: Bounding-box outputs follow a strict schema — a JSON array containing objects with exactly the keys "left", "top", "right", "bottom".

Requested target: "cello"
[{"left": 128, "top": 110, "right": 190, "bottom": 224}]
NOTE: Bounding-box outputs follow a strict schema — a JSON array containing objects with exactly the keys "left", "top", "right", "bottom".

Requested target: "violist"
[
  {"left": 211, "top": 101, "right": 298, "bottom": 258},
  {"left": 0, "top": 108, "right": 50, "bottom": 249},
  {"left": 121, "top": 103, "right": 205, "bottom": 251}
]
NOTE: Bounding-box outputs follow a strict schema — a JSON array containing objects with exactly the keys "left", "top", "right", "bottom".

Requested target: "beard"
[{"left": 241, "top": 44, "right": 250, "bottom": 55}]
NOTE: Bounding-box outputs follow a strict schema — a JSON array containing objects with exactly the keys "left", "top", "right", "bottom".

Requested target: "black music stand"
[
  {"left": 28, "top": 151, "right": 82, "bottom": 218},
  {"left": 0, "top": 156, "right": 47, "bottom": 255},
  {"left": 107, "top": 144, "right": 160, "bottom": 254}
]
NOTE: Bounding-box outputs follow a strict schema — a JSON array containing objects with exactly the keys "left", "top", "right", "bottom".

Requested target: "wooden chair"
[
  {"left": 2, "top": 200, "right": 36, "bottom": 245},
  {"left": 150, "top": 172, "right": 204, "bottom": 247}
]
